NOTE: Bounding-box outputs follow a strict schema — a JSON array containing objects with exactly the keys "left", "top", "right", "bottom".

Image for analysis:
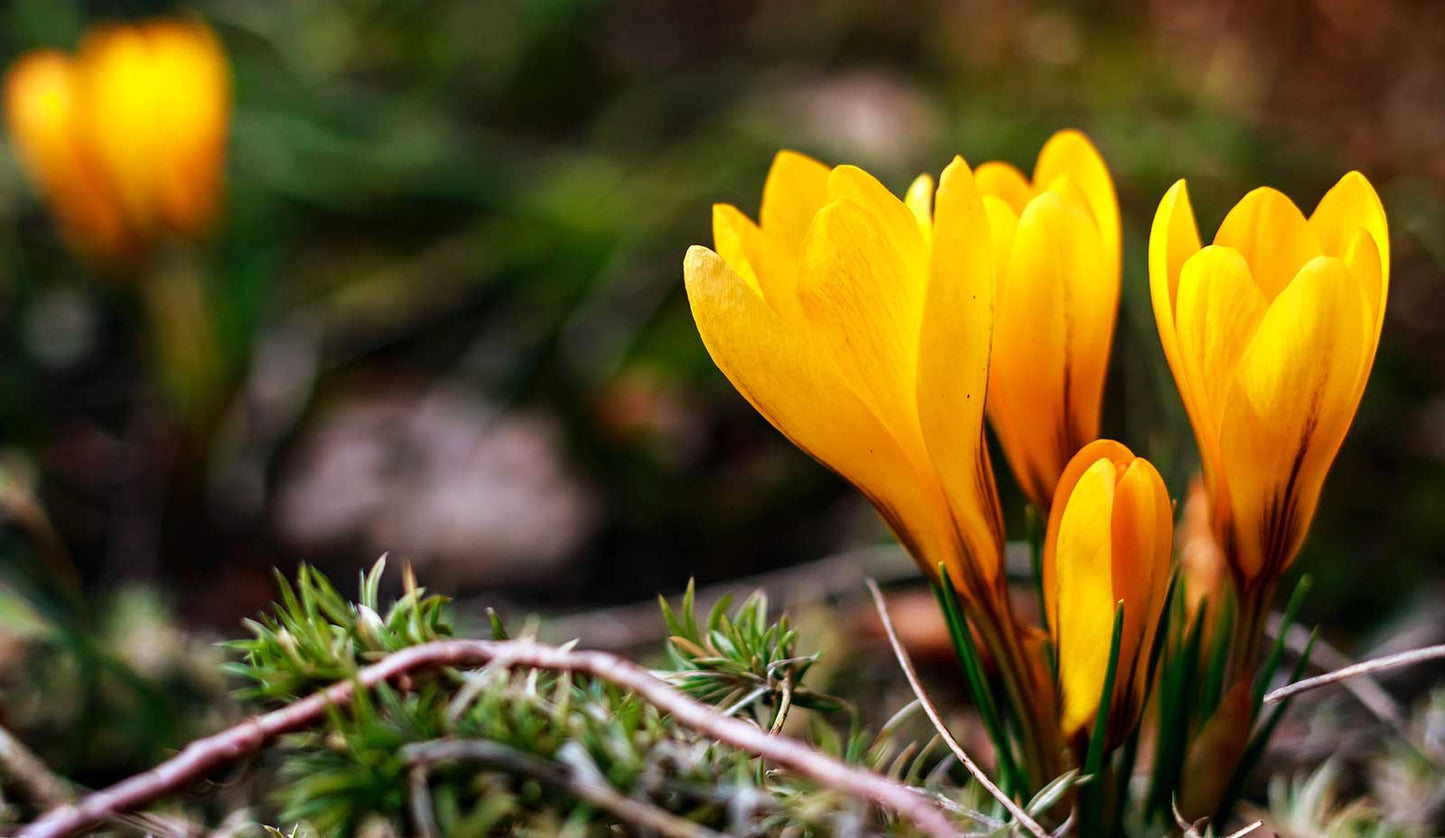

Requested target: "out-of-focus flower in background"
[
  {"left": 1042, "top": 439, "right": 1171, "bottom": 741},
  {"left": 978, "top": 130, "right": 1121, "bottom": 513},
  {"left": 5, "top": 18, "right": 229, "bottom": 266},
  {"left": 1178, "top": 473, "right": 1227, "bottom": 629}
]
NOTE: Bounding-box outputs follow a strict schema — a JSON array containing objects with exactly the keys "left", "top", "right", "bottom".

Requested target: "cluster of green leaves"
[
  {"left": 1257, "top": 686, "right": 1445, "bottom": 838},
  {"left": 218, "top": 561, "right": 1444, "bottom": 837},
  {"left": 660, "top": 581, "right": 843, "bottom": 727},
  {"left": 1142, "top": 575, "right": 1317, "bottom": 832},
  {"left": 230, "top": 564, "right": 1039, "bottom": 837},
  {"left": 224, "top": 559, "right": 451, "bottom": 700}
]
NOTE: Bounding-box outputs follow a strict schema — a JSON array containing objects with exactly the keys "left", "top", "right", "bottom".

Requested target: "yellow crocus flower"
[
  {"left": 1043, "top": 439, "right": 1172, "bottom": 738},
  {"left": 1149, "top": 174, "right": 1387, "bottom": 592},
  {"left": 5, "top": 18, "right": 229, "bottom": 264},
  {"left": 684, "top": 152, "right": 1005, "bottom": 601},
  {"left": 975, "top": 130, "right": 1121, "bottom": 511}
]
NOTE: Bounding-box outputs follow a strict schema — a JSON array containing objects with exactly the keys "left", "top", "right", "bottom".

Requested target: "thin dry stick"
[
  {"left": 1264, "top": 643, "right": 1445, "bottom": 705},
  {"left": 1267, "top": 613, "right": 1406, "bottom": 733},
  {"left": 407, "top": 763, "right": 441, "bottom": 838},
  {"left": 0, "top": 724, "right": 72, "bottom": 810},
  {"left": 404, "top": 739, "right": 721, "bottom": 838},
  {"left": 21, "top": 638, "right": 958, "bottom": 838},
  {"left": 865, "top": 579, "right": 1046, "bottom": 838}
]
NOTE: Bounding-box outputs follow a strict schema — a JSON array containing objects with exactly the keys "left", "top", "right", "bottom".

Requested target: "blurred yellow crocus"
[
  {"left": 5, "top": 18, "right": 229, "bottom": 264},
  {"left": 976, "top": 130, "right": 1121, "bottom": 511},
  {"left": 1149, "top": 174, "right": 1387, "bottom": 592},
  {"left": 1043, "top": 440, "right": 1172, "bottom": 738},
  {"left": 684, "top": 151, "right": 1007, "bottom": 602}
]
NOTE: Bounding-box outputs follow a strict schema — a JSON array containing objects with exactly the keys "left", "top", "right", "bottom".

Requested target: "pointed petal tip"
[
  {"left": 1236, "top": 184, "right": 1306, "bottom": 213},
  {"left": 683, "top": 243, "right": 720, "bottom": 273},
  {"left": 938, "top": 155, "right": 979, "bottom": 189},
  {"left": 1041, "top": 127, "right": 1098, "bottom": 153}
]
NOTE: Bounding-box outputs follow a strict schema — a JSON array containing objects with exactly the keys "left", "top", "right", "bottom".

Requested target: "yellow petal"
[
  {"left": 759, "top": 150, "right": 830, "bottom": 262},
  {"left": 712, "top": 203, "right": 803, "bottom": 327},
  {"left": 1313, "top": 171, "right": 1389, "bottom": 375},
  {"left": 1217, "top": 256, "right": 1373, "bottom": 581},
  {"left": 797, "top": 197, "right": 926, "bottom": 449},
  {"left": 143, "top": 20, "right": 228, "bottom": 239},
  {"left": 1310, "top": 171, "right": 1389, "bottom": 282},
  {"left": 826, "top": 164, "right": 929, "bottom": 284},
  {"left": 1173, "top": 245, "right": 1269, "bottom": 485},
  {"left": 683, "top": 245, "right": 955, "bottom": 565},
  {"left": 1342, "top": 229, "right": 1385, "bottom": 404},
  {"left": 75, "top": 25, "right": 166, "bottom": 232},
  {"left": 5, "top": 50, "right": 136, "bottom": 260},
  {"left": 1034, "top": 129, "right": 1121, "bottom": 282},
  {"left": 975, "top": 161, "right": 1033, "bottom": 215},
  {"left": 916, "top": 157, "right": 1003, "bottom": 586},
  {"left": 1213, "top": 187, "right": 1322, "bottom": 301},
  {"left": 1109, "top": 458, "right": 1172, "bottom": 707},
  {"left": 905, "top": 172, "right": 934, "bottom": 244},
  {"left": 988, "top": 188, "right": 1113, "bottom": 509},
  {"left": 1055, "top": 457, "right": 1119, "bottom": 735},
  {"left": 1043, "top": 439, "right": 1135, "bottom": 635},
  {"left": 981, "top": 195, "right": 1018, "bottom": 296},
  {"left": 1149, "top": 180, "right": 1204, "bottom": 429}
]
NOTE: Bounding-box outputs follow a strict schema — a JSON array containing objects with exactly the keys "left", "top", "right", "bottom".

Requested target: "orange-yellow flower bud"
[
  {"left": 1043, "top": 440, "right": 1172, "bottom": 737},
  {"left": 976, "top": 130, "right": 1121, "bottom": 512},
  {"left": 5, "top": 18, "right": 229, "bottom": 264},
  {"left": 1149, "top": 174, "right": 1387, "bottom": 589}
]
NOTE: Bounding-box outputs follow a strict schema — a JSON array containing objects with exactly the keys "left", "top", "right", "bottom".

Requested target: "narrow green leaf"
[
  {"left": 486, "top": 607, "right": 509, "bottom": 641},
  {"left": 1025, "top": 504, "right": 1050, "bottom": 638},
  {"left": 1081, "top": 600, "right": 1126, "bottom": 838},
  {"left": 1198, "top": 591, "right": 1236, "bottom": 720},
  {"left": 931, "top": 564, "right": 1025, "bottom": 797},
  {"left": 1253, "top": 574, "right": 1312, "bottom": 712},
  {"left": 1146, "top": 594, "right": 1208, "bottom": 820}
]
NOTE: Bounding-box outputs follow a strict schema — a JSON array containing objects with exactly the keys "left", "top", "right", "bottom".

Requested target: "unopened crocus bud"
[{"left": 1044, "top": 440, "right": 1172, "bottom": 740}]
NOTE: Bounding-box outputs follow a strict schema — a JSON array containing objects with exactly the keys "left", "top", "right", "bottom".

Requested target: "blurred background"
[{"left": 0, "top": 0, "right": 1443, "bottom": 799}]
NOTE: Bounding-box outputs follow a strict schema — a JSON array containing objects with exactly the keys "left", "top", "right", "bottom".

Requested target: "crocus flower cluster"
[{"left": 684, "top": 131, "right": 1388, "bottom": 808}]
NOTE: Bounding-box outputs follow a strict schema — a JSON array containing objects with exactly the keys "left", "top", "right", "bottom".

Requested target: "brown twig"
[
  {"left": 404, "top": 739, "right": 721, "bottom": 838},
  {"left": 865, "top": 579, "right": 1046, "bottom": 838},
  {"left": 1264, "top": 643, "right": 1445, "bottom": 705},
  {"left": 0, "top": 724, "right": 72, "bottom": 810},
  {"left": 21, "top": 638, "right": 959, "bottom": 838}
]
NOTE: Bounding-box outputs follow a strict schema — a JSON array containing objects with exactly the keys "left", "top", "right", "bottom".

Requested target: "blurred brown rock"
[{"left": 277, "top": 384, "right": 598, "bottom": 589}]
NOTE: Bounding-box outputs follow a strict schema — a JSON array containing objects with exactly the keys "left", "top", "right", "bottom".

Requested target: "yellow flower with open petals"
[
  {"left": 5, "top": 18, "right": 229, "bottom": 264},
  {"left": 1149, "top": 174, "right": 1387, "bottom": 590},
  {"left": 684, "top": 151, "right": 1005, "bottom": 602},
  {"left": 1043, "top": 440, "right": 1172, "bottom": 738},
  {"left": 975, "top": 130, "right": 1121, "bottom": 511}
]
